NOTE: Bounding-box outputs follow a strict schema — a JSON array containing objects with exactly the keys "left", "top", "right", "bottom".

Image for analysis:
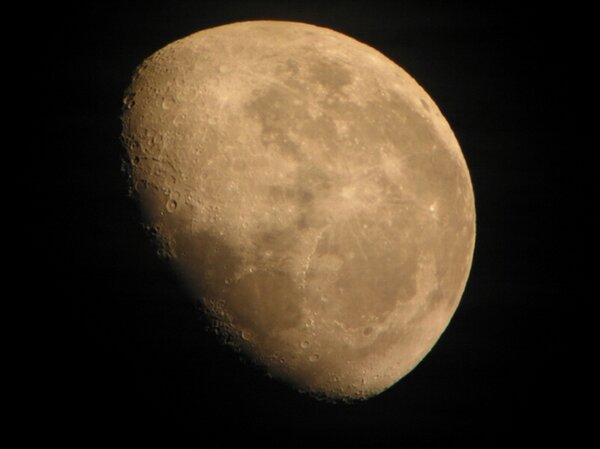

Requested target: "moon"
[{"left": 121, "top": 21, "right": 475, "bottom": 400}]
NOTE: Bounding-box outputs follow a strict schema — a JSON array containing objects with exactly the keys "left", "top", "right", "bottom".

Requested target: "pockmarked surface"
[{"left": 121, "top": 21, "right": 476, "bottom": 400}]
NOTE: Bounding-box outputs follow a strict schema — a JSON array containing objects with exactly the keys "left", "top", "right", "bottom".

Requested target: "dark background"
[{"left": 47, "top": 1, "right": 568, "bottom": 445}]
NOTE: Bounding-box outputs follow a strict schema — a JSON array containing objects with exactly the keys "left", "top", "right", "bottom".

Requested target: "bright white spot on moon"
[{"left": 121, "top": 20, "right": 476, "bottom": 401}]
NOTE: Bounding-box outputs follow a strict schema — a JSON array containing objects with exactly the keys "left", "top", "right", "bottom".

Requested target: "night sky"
[{"left": 48, "top": 1, "right": 567, "bottom": 445}]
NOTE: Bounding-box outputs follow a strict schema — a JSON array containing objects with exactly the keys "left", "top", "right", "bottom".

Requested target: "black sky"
[{"left": 47, "top": 1, "right": 568, "bottom": 445}]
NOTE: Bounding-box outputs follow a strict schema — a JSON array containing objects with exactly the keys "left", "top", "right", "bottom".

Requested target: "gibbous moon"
[{"left": 121, "top": 21, "right": 475, "bottom": 400}]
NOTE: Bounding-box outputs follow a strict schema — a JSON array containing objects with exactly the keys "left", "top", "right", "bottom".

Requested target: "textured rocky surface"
[{"left": 121, "top": 21, "right": 475, "bottom": 400}]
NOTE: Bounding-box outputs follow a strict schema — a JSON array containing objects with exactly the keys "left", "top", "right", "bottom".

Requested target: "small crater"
[
  {"left": 161, "top": 97, "right": 174, "bottom": 110},
  {"left": 134, "top": 179, "right": 148, "bottom": 192},
  {"left": 173, "top": 113, "right": 186, "bottom": 126},
  {"left": 123, "top": 94, "right": 135, "bottom": 109},
  {"left": 156, "top": 248, "right": 170, "bottom": 259},
  {"left": 300, "top": 340, "right": 310, "bottom": 349},
  {"left": 166, "top": 199, "right": 178, "bottom": 212},
  {"left": 309, "top": 354, "right": 320, "bottom": 362}
]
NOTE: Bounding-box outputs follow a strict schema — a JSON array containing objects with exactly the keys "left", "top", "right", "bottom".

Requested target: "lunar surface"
[{"left": 121, "top": 21, "right": 475, "bottom": 400}]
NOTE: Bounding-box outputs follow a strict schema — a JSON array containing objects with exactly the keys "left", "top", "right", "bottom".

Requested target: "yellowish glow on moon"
[{"left": 121, "top": 21, "right": 476, "bottom": 400}]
